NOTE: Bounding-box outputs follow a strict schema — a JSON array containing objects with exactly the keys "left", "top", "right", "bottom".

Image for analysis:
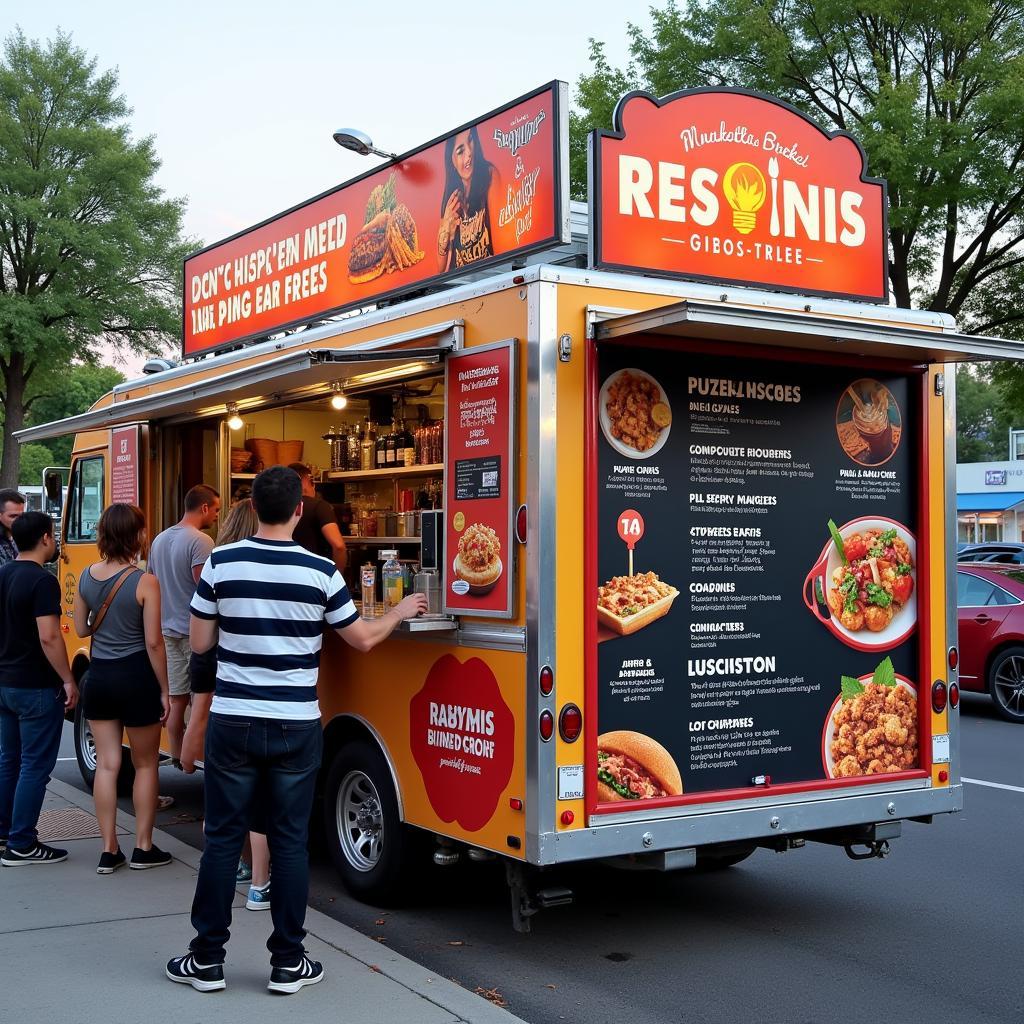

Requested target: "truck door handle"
[{"left": 974, "top": 613, "right": 993, "bottom": 624}]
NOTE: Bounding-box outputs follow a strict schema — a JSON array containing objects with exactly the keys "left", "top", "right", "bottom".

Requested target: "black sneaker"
[
  {"left": 1, "top": 841, "right": 68, "bottom": 866},
  {"left": 165, "top": 952, "right": 226, "bottom": 992},
  {"left": 130, "top": 845, "right": 172, "bottom": 869},
  {"left": 97, "top": 849, "right": 126, "bottom": 874},
  {"left": 267, "top": 953, "right": 324, "bottom": 994}
]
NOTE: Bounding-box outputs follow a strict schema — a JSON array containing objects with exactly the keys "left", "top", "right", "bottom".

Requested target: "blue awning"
[{"left": 957, "top": 492, "right": 1024, "bottom": 512}]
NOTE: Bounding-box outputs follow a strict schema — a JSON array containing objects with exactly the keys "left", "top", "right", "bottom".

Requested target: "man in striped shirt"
[{"left": 166, "top": 466, "right": 425, "bottom": 995}]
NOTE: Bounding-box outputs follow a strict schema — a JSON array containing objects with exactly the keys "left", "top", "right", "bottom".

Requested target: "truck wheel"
[
  {"left": 988, "top": 647, "right": 1024, "bottom": 722},
  {"left": 74, "top": 703, "right": 97, "bottom": 790},
  {"left": 323, "top": 739, "right": 417, "bottom": 904}
]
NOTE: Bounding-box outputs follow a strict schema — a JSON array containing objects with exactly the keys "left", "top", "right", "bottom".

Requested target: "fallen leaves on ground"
[
  {"left": 475, "top": 987, "right": 508, "bottom": 1007},
  {"left": 369, "top": 965, "right": 382, "bottom": 973},
  {"left": 375, "top": 918, "right": 386, "bottom": 925}
]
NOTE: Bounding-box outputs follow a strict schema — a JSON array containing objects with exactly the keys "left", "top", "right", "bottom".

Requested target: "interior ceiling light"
[
  {"left": 329, "top": 382, "right": 348, "bottom": 410},
  {"left": 226, "top": 403, "right": 244, "bottom": 431}
]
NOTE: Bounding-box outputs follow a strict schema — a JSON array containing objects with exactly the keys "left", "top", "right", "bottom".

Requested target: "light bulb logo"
[{"left": 722, "top": 162, "right": 767, "bottom": 234}]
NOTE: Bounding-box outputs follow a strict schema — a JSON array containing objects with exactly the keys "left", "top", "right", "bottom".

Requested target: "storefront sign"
[
  {"left": 443, "top": 340, "right": 516, "bottom": 618},
  {"left": 590, "top": 89, "right": 888, "bottom": 302},
  {"left": 183, "top": 83, "right": 567, "bottom": 357},
  {"left": 110, "top": 425, "right": 140, "bottom": 506},
  {"left": 410, "top": 654, "right": 515, "bottom": 831},
  {"left": 588, "top": 344, "right": 921, "bottom": 810}
]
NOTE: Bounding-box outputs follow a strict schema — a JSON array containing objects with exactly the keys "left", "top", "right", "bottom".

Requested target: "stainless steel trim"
[
  {"left": 456, "top": 623, "right": 527, "bottom": 652},
  {"left": 593, "top": 776, "right": 930, "bottom": 828},
  {"left": 524, "top": 279, "right": 560, "bottom": 861},
  {"left": 334, "top": 713, "right": 406, "bottom": 821},
  {"left": 944, "top": 369, "right": 962, "bottom": 786},
  {"left": 536, "top": 785, "right": 962, "bottom": 864},
  {"left": 591, "top": 299, "right": 1024, "bottom": 362}
]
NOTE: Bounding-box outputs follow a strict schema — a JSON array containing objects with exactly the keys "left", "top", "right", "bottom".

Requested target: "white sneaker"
[{"left": 246, "top": 880, "right": 271, "bottom": 911}]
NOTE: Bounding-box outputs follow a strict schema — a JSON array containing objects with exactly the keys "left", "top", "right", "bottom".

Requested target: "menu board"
[
  {"left": 444, "top": 340, "right": 515, "bottom": 618},
  {"left": 591, "top": 344, "right": 921, "bottom": 807},
  {"left": 110, "top": 425, "right": 140, "bottom": 506}
]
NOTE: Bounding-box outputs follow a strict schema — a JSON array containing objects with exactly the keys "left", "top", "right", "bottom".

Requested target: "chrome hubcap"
[
  {"left": 79, "top": 717, "right": 97, "bottom": 772},
  {"left": 337, "top": 771, "right": 384, "bottom": 872},
  {"left": 994, "top": 656, "right": 1024, "bottom": 717}
]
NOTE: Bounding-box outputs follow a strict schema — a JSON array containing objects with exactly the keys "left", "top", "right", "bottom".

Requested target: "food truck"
[{"left": 20, "top": 83, "right": 1016, "bottom": 930}]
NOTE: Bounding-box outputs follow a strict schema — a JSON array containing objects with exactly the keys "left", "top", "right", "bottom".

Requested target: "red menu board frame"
[
  {"left": 589, "top": 88, "right": 889, "bottom": 303},
  {"left": 183, "top": 82, "right": 567, "bottom": 358},
  {"left": 110, "top": 425, "right": 140, "bottom": 506},
  {"left": 443, "top": 339, "right": 516, "bottom": 619}
]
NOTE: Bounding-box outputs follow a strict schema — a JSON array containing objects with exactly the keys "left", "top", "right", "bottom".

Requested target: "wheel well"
[
  {"left": 319, "top": 715, "right": 405, "bottom": 820},
  {"left": 67, "top": 655, "right": 90, "bottom": 722},
  {"left": 983, "top": 641, "right": 1024, "bottom": 689}
]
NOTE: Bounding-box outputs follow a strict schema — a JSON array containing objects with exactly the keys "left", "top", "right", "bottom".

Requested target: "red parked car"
[{"left": 956, "top": 564, "right": 1024, "bottom": 722}]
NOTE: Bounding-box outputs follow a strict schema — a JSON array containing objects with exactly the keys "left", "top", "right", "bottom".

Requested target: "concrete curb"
[{"left": 47, "top": 777, "right": 522, "bottom": 1024}]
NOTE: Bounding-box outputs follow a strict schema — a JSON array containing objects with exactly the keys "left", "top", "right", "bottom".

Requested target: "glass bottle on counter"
[
  {"left": 360, "top": 561, "right": 377, "bottom": 617},
  {"left": 361, "top": 419, "right": 376, "bottom": 471},
  {"left": 385, "top": 418, "right": 399, "bottom": 466},
  {"left": 381, "top": 550, "right": 403, "bottom": 609}
]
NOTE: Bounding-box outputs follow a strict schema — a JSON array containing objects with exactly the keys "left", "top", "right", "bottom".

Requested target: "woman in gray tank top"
[{"left": 73, "top": 504, "right": 172, "bottom": 874}]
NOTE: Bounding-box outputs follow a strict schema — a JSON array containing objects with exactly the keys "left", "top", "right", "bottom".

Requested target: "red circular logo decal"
[{"left": 410, "top": 654, "right": 515, "bottom": 832}]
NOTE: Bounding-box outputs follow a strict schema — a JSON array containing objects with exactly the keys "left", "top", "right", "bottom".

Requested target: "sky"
[{"left": 13, "top": 1, "right": 637, "bottom": 288}]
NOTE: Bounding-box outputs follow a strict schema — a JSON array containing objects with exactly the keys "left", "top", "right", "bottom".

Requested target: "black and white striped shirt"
[{"left": 190, "top": 537, "right": 358, "bottom": 720}]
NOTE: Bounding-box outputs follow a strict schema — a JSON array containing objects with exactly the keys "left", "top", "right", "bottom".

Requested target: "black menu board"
[{"left": 592, "top": 344, "right": 921, "bottom": 804}]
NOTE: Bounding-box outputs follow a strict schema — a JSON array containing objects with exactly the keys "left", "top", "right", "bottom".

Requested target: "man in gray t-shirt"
[{"left": 148, "top": 484, "right": 221, "bottom": 760}]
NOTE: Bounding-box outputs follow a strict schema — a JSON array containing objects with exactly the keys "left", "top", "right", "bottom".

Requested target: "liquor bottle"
[
  {"left": 385, "top": 418, "right": 398, "bottom": 465},
  {"left": 361, "top": 419, "right": 376, "bottom": 471},
  {"left": 402, "top": 419, "right": 416, "bottom": 466},
  {"left": 375, "top": 422, "right": 387, "bottom": 469}
]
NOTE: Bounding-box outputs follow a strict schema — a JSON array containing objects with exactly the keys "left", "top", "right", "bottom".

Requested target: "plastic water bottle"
[{"left": 381, "top": 550, "right": 403, "bottom": 610}]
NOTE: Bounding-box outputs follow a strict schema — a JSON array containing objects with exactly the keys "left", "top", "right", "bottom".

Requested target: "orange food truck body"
[{"left": 18, "top": 85, "right": 1014, "bottom": 929}]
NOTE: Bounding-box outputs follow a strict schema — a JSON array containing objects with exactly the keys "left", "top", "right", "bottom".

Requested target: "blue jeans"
[
  {"left": 190, "top": 713, "right": 322, "bottom": 967},
  {"left": 0, "top": 686, "right": 65, "bottom": 849}
]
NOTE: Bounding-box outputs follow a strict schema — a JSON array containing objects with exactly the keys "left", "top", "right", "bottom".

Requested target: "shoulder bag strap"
[{"left": 90, "top": 566, "right": 141, "bottom": 637}]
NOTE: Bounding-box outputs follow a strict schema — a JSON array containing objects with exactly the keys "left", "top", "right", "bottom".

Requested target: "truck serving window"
[{"left": 66, "top": 456, "right": 105, "bottom": 542}]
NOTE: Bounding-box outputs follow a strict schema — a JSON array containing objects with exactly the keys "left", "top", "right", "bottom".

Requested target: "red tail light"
[
  {"left": 539, "top": 710, "right": 554, "bottom": 741},
  {"left": 932, "top": 680, "right": 948, "bottom": 714},
  {"left": 948, "top": 647, "right": 959, "bottom": 671},
  {"left": 559, "top": 704, "right": 582, "bottom": 742},
  {"left": 560, "top": 810, "right": 575, "bottom": 826},
  {"left": 949, "top": 682, "right": 960, "bottom": 709},
  {"left": 515, "top": 503, "right": 528, "bottom": 544},
  {"left": 539, "top": 665, "right": 553, "bottom": 696}
]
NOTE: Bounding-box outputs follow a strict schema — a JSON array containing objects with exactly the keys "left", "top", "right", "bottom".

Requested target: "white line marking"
[
  {"left": 56, "top": 757, "right": 78, "bottom": 762},
  {"left": 963, "top": 777, "right": 1024, "bottom": 794},
  {"left": 661, "top": 237, "right": 687, "bottom": 244}
]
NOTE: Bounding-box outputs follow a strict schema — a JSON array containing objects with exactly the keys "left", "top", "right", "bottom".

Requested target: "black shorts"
[{"left": 81, "top": 650, "right": 163, "bottom": 727}]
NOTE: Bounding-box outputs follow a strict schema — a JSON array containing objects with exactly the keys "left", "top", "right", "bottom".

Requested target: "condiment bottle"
[{"left": 381, "top": 550, "right": 403, "bottom": 610}]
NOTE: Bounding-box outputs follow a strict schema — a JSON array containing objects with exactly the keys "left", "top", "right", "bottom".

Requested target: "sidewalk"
[{"left": 1, "top": 778, "right": 524, "bottom": 1024}]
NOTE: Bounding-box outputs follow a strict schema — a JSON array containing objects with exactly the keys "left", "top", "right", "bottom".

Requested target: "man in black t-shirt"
[
  {"left": 287, "top": 463, "right": 347, "bottom": 573},
  {"left": 0, "top": 512, "right": 79, "bottom": 865}
]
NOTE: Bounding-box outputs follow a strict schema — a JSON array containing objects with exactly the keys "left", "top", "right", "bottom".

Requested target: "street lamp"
[{"left": 332, "top": 128, "right": 397, "bottom": 161}]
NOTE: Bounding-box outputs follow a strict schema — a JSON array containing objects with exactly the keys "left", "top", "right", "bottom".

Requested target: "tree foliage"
[
  {"left": 0, "top": 30, "right": 189, "bottom": 486},
  {"left": 570, "top": 1, "right": 1024, "bottom": 327},
  {"left": 956, "top": 364, "right": 1015, "bottom": 462}
]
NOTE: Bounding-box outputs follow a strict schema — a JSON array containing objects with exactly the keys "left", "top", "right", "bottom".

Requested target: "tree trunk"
[{"left": 0, "top": 353, "right": 27, "bottom": 489}]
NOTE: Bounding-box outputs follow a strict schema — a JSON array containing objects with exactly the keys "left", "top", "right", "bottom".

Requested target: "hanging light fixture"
[
  {"left": 329, "top": 382, "right": 348, "bottom": 411},
  {"left": 226, "top": 403, "right": 244, "bottom": 431}
]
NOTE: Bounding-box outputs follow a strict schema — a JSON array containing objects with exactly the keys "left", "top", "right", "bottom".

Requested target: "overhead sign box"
[
  {"left": 589, "top": 89, "right": 888, "bottom": 303},
  {"left": 183, "top": 82, "right": 568, "bottom": 357}
]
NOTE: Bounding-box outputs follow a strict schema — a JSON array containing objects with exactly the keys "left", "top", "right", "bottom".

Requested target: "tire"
[
  {"left": 74, "top": 702, "right": 97, "bottom": 789},
  {"left": 988, "top": 646, "right": 1024, "bottom": 722},
  {"left": 73, "top": 703, "right": 135, "bottom": 793},
  {"left": 323, "top": 739, "right": 418, "bottom": 904}
]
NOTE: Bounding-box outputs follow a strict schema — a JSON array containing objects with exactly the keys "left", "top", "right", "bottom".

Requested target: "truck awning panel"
[
  {"left": 590, "top": 300, "right": 1024, "bottom": 363},
  {"left": 15, "top": 325, "right": 457, "bottom": 444}
]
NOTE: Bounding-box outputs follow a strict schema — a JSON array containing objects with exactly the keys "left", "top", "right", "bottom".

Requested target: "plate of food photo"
[
  {"left": 452, "top": 522, "right": 502, "bottom": 596},
  {"left": 802, "top": 516, "right": 916, "bottom": 651},
  {"left": 599, "top": 368, "right": 672, "bottom": 460},
  {"left": 821, "top": 658, "right": 918, "bottom": 779},
  {"left": 597, "top": 571, "right": 679, "bottom": 636}
]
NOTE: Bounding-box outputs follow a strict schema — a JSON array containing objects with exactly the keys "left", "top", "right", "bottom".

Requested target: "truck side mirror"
[{"left": 44, "top": 469, "right": 62, "bottom": 506}]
